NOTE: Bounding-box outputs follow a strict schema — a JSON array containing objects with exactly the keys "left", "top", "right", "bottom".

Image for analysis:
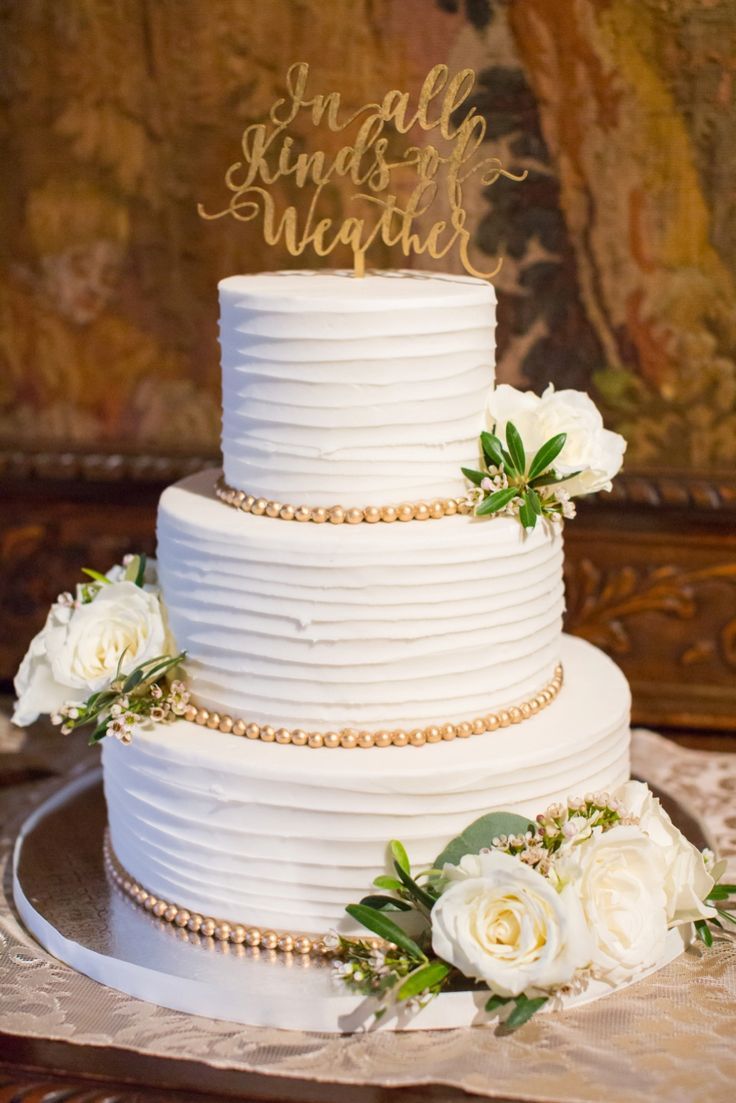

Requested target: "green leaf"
[
  {"left": 461, "top": 467, "right": 487, "bottom": 487},
  {"left": 475, "top": 487, "right": 518, "bottom": 517},
  {"left": 135, "top": 553, "right": 147, "bottom": 588},
  {"left": 88, "top": 720, "right": 110, "bottom": 745},
  {"left": 528, "top": 433, "right": 567, "bottom": 482},
  {"left": 81, "top": 568, "right": 111, "bottom": 586},
  {"left": 345, "top": 904, "right": 426, "bottom": 961},
  {"left": 373, "top": 875, "right": 404, "bottom": 892},
  {"left": 707, "top": 886, "right": 734, "bottom": 901},
  {"left": 519, "top": 493, "right": 537, "bottom": 531},
  {"left": 359, "top": 894, "right": 412, "bottom": 912},
  {"left": 434, "top": 812, "right": 535, "bottom": 870},
  {"left": 709, "top": 883, "right": 736, "bottom": 897},
  {"left": 390, "top": 840, "right": 411, "bottom": 876},
  {"left": 126, "top": 652, "right": 186, "bottom": 692},
  {"left": 505, "top": 422, "right": 527, "bottom": 476},
  {"left": 505, "top": 994, "right": 548, "bottom": 1029},
  {"left": 695, "top": 918, "right": 714, "bottom": 947},
  {"left": 396, "top": 960, "right": 451, "bottom": 1001},
  {"left": 485, "top": 993, "right": 512, "bottom": 1014},
  {"left": 529, "top": 489, "right": 543, "bottom": 515},
  {"left": 529, "top": 469, "right": 581, "bottom": 488},
  {"left": 393, "top": 860, "right": 437, "bottom": 911},
  {"left": 480, "top": 431, "right": 506, "bottom": 470},
  {"left": 122, "top": 666, "right": 146, "bottom": 693}
]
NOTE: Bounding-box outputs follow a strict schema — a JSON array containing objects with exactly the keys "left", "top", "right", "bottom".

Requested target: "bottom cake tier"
[{"left": 102, "top": 634, "right": 630, "bottom": 936}]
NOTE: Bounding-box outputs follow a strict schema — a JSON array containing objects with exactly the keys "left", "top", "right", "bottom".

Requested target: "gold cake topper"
[{"left": 198, "top": 63, "right": 525, "bottom": 278}]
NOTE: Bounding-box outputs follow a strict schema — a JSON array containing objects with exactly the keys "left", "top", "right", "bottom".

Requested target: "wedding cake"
[{"left": 98, "top": 270, "right": 631, "bottom": 939}]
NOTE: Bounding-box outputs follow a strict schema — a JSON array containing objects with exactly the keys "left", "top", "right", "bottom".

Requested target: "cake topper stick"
[{"left": 199, "top": 63, "right": 526, "bottom": 278}]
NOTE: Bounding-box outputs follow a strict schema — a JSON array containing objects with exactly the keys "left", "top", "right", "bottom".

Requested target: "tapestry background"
[{"left": 2, "top": 0, "right": 736, "bottom": 468}]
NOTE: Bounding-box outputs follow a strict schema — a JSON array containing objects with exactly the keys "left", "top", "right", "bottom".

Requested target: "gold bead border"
[
  {"left": 104, "top": 832, "right": 333, "bottom": 956},
  {"left": 215, "top": 475, "right": 474, "bottom": 524},
  {"left": 183, "top": 664, "right": 564, "bottom": 749}
]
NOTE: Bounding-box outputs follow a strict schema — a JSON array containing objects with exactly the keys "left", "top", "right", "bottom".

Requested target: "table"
[{"left": 1, "top": 702, "right": 735, "bottom": 1103}]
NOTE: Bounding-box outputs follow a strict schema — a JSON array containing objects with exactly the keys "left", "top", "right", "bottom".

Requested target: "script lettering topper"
[{"left": 198, "top": 62, "right": 526, "bottom": 278}]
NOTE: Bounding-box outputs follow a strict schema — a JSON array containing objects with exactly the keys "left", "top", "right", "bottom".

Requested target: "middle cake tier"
[{"left": 157, "top": 469, "right": 565, "bottom": 731}]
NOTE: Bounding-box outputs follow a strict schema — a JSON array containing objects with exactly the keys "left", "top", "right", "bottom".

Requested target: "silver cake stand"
[{"left": 11, "top": 769, "right": 694, "bottom": 1033}]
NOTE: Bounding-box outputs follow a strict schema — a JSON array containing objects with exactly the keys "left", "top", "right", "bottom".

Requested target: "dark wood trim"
[
  {"left": 0, "top": 1036, "right": 482, "bottom": 1103},
  {"left": 1, "top": 450, "right": 735, "bottom": 514}
]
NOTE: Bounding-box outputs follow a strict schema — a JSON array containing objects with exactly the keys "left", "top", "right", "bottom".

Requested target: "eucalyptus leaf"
[
  {"left": 505, "top": 994, "right": 548, "bottom": 1029},
  {"left": 461, "top": 467, "right": 486, "bottom": 487},
  {"left": 434, "top": 812, "right": 534, "bottom": 870},
  {"left": 505, "top": 422, "right": 527, "bottom": 476},
  {"left": 475, "top": 487, "right": 518, "bottom": 517},
  {"left": 528, "top": 433, "right": 567, "bottom": 481},
  {"left": 345, "top": 904, "right": 426, "bottom": 961},
  {"left": 359, "top": 894, "right": 412, "bottom": 912},
  {"left": 396, "top": 960, "right": 451, "bottom": 1001}
]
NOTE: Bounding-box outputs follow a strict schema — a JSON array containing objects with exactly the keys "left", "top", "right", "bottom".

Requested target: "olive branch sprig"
[
  {"left": 462, "top": 424, "right": 579, "bottom": 530},
  {"left": 52, "top": 649, "right": 188, "bottom": 745}
]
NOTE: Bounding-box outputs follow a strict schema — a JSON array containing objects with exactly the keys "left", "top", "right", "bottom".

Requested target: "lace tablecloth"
[{"left": 1, "top": 728, "right": 735, "bottom": 1103}]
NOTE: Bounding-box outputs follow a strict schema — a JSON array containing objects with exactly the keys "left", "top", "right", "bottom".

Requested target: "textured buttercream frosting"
[
  {"left": 102, "top": 636, "right": 630, "bottom": 935},
  {"left": 219, "top": 270, "right": 496, "bottom": 507},
  {"left": 157, "top": 470, "right": 564, "bottom": 731}
]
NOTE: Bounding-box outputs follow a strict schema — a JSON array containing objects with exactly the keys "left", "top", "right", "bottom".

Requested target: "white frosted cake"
[{"left": 102, "top": 270, "right": 631, "bottom": 939}]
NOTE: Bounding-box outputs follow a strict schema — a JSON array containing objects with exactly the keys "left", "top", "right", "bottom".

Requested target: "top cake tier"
[{"left": 219, "top": 270, "right": 496, "bottom": 508}]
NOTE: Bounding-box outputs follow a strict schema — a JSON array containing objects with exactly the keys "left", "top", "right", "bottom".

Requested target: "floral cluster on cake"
[
  {"left": 463, "top": 384, "right": 627, "bottom": 529},
  {"left": 12, "top": 554, "right": 187, "bottom": 744},
  {"left": 333, "top": 782, "right": 734, "bottom": 1029}
]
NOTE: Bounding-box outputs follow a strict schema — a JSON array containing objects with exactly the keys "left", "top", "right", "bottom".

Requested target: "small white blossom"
[
  {"left": 107, "top": 716, "right": 133, "bottom": 744},
  {"left": 322, "top": 930, "right": 340, "bottom": 951},
  {"left": 332, "top": 960, "right": 354, "bottom": 979}
]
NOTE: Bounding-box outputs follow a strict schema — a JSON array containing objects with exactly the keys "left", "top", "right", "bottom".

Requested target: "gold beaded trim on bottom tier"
[
  {"left": 215, "top": 474, "right": 475, "bottom": 524},
  {"left": 182, "top": 664, "right": 564, "bottom": 748},
  {"left": 104, "top": 833, "right": 338, "bottom": 956}
]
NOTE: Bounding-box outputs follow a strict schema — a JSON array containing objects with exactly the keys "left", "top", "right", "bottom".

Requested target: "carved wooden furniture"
[{"left": 1, "top": 451, "right": 734, "bottom": 732}]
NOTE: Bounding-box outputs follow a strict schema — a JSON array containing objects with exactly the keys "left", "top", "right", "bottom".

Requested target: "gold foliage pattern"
[{"left": 1, "top": 0, "right": 735, "bottom": 466}]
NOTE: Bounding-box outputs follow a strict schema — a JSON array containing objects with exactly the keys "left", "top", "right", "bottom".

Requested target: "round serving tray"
[{"left": 12, "top": 769, "right": 696, "bottom": 1033}]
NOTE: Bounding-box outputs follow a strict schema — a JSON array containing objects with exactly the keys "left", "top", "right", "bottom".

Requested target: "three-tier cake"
[{"left": 101, "top": 270, "right": 631, "bottom": 939}]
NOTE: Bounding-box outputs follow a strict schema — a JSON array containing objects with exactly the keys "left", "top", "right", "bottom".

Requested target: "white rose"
[
  {"left": 12, "top": 601, "right": 79, "bottom": 726},
  {"left": 487, "top": 384, "right": 547, "bottom": 455},
  {"left": 13, "top": 581, "right": 168, "bottom": 727},
  {"left": 565, "top": 824, "right": 669, "bottom": 985},
  {"left": 538, "top": 386, "right": 626, "bottom": 495},
  {"left": 431, "top": 851, "right": 592, "bottom": 998},
  {"left": 486, "top": 383, "right": 626, "bottom": 496},
  {"left": 617, "top": 781, "right": 716, "bottom": 925}
]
